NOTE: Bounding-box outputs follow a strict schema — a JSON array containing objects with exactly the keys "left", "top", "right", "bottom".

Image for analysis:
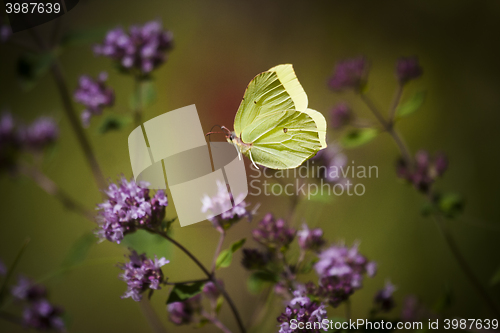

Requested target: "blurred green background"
[{"left": 1, "top": 0, "right": 500, "bottom": 332}]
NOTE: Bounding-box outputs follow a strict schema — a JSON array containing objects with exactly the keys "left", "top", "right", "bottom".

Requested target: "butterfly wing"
[
  {"left": 241, "top": 110, "right": 322, "bottom": 169},
  {"left": 234, "top": 65, "right": 306, "bottom": 136},
  {"left": 234, "top": 64, "right": 327, "bottom": 149}
]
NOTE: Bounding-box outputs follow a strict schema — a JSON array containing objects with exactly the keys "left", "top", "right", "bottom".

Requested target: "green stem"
[
  {"left": 358, "top": 89, "right": 499, "bottom": 317},
  {"left": 433, "top": 215, "right": 500, "bottom": 317},
  {"left": 202, "top": 310, "right": 233, "bottom": 333},
  {"left": 139, "top": 298, "right": 169, "bottom": 333},
  {"left": 212, "top": 231, "right": 226, "bottom": 273},
  {"left": 28, "top": 27, "right": 106, "bottom": 189},
  {"left": 18, "top": 163, "right": 94, "bottom": 220},
  {"left": 155, "top": 230, "right": 246, "bottom": 333},
  {"left": 388, "top": 83, "right": 404, "bottom": 124},
  {"left": 0, "top": 239, "right": 30, "bottom": 306}
]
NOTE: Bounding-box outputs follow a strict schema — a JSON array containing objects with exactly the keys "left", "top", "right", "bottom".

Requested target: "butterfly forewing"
[{"left": 234, "top": 70, "right": 296, "bottom": 136}]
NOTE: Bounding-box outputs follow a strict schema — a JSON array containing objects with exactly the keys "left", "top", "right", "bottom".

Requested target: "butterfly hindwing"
[{"left": 242, "top": 110, "right": 322, "bottom": 169}]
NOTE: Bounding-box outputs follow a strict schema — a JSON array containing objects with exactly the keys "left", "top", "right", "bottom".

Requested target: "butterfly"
[{"left": 210, "top": 64, "right": 327, "bottom": 170}]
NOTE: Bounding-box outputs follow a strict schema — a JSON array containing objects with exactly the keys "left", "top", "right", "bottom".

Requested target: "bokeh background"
[{"left": 1, "top": 0, "right": 500, "bottom": 332}]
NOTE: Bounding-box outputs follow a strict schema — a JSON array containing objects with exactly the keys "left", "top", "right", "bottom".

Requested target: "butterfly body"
[{"left": 220, "top": 64, "right": 327, "bottom": 170}]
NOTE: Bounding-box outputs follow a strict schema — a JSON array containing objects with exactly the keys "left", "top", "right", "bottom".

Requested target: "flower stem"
[
  {"left": 433, "top": 215, "right": 500, "bottom": 317},
  {"left": 165, "top": 278, "right": 210, "bottom": 286},
  {"left": 360, "top": 93, "right": 413, "bottom": 165},
  {"left": 134, "top": 77, "right": 144, "bottom": 126},
  {"left": 28, "top": 27, "right": 106, "bottom": 189},
  {"left": 139, "top": 298, "right": 169, "bottom": 333},
  {"left": 18, "top": 163, "right": 94, "bottom": 220},
  {"left": 212, "top": 231, "right": 226, "bottom": 272},
  {"left": 388, "top": 83, "right": 404, "bottom": 124},
  {"left": 202, "top": 310, "right": 233, "bottom": 333},
  {"left": 358, "top": 90, "right": 499, "bottom": 317},
  {"left": 50, "top": 61, "right": 106, "bottom": 189},
  {"left": 156, "top": 230, "right": 246, "bottom": 333}
]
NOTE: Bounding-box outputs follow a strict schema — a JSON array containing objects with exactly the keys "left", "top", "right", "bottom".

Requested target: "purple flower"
[
  {"left": 277, "top": 287, "right": 328, "bottom": 333},
  {"left": 74, "top": 72, "right": 115, "bottom": 127},
  {"left": 305, "top": 276, "right": 354, "bottom": 308},
  {"left": 314, "top": 243, "right": 376, "bottom": 289},
  {"left": 396, "top": 150, "right": 449, "bottom": 193},
  {"left": 21, "top": 117, "right": 59, "bottom": 150},
  {"left": 0, "top": 112, "right": 21, "bottom": 168},
  {"left": 252, "top": 213, "right": 296, "bottom": 250},
  {"left": 94, "top": 21, "right": 173, "bottom": 74},
  {"left": 167, "top": 295, "right": 202, "bottom": 325},
  {"left": 23, "top": 299, "right": 65, "bottom": 331},
  {"left": 95, "top": 177, "right": 168, "bottom": 244},
  {"left": 118, "top": 249, "right": 169, "bottom": 301},
  {"left": 374, "top": 280, "right": 396, "bottom": 312},
  {"left": 0, "top": 258, "right": 6, "bottom": 275},
  {"left": 11, "top": 276, "right": 47, "bottom": 301},
  {"left": 396, "top": 56, "right": 423, "bottom": 84},
  {"left": 0, "top": 17, "right": 12, "bottom": 43},
  {"left": 11, "top": 276, "right": 65, "bottom": 331},
  {"left": 312, "top": 144, "right": 348, "bottom": 183},
  {"left": 330, "top": 103, "right": 352, "bottom": 129},
  {"left": 328, "top": 56, "right": 368, "bottom": 91},
  {"left": 241, "top": 248, "right": 269, "bottom": 270},
  {"left": 297, "top": 224, "right": 325, "bottom": 252},
  {"left": 203, "top": 280, "right": 223, "bottom": 302},
  {"left": 201, "top": 181, "right": 256, "bottom": 230}
]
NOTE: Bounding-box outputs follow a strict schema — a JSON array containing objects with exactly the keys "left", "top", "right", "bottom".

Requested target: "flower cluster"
[
  {"left": 0, "top": 112, "right": 59, "bottom": 169},
  {"left": 277, "top": 287, "right": 328, "bottom": 333},
  {"left": 373, "top": 280, "right": 396, "bottom": 312},
  {"left": 328, "top": 56, "right": 368, "bottom": 91},
  {"left": 11, "top": 276, "right": 65, "bottom": 331},
  {"left": 73, "top": 72, "right": 115, "bottom": 127},
  {"left": 252, "top": 213, "right": 296, "bottom": 250},
  {"left": 201, "top": 180, "right": 255, "bottom": 231},
  {"left": 396, "top": 56, "right": 423, "bottom": 84},
  {"left": 330, "top": 103, "right": 352, "bottom": 129},
  {"left": 167, "top": 295, "right": 202, "bottom": 325},
  {"left": 94, "top": 20, "right": 174, "bottom": 75},
  {"left": 396, "top": 150, "right": 448, "bottom": 193},
  {"left": 166, "top": 280, "right": 224, "bottom": 326},
  {"left": 309, "top": 276, "right": 355, "bottom": 307},
  {"left": 314, "top": 242, "right": 377, "bottom": 289},
  {"left": 118, "top": 249, "right": 169, "bottom": 301},
  {"left": 20, "top": 117, "right": 59, "bottom": 150},
  {"left": 312, "top": 144, "right": 347, "bottom": 184},
  {"left": 297, "top": 224, "right": 325, "bottom": 252},
  {"left": 95, "top": 177, "right": 168, "bottom": 244}
]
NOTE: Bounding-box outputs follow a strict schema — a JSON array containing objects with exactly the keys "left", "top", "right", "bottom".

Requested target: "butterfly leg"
[
  {"left": 248, "top": 150, "right": 259, "bottom": 169},
  {"left": 232, "top": 142, "right": 242, "bottom": 161}
]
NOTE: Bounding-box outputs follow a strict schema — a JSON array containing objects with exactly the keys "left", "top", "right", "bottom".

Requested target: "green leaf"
[
  {"left": 17, "top": 52, "right": 55, "bottom": 90},
  {"left": 396, "top": 91, "right": 426, "bottom": 118},
  {"left": 61, "top": 233, "right": 95, "bottom": 269},
  {"left": 490, "top": 267, "right": 500, "bottom": 286},
  {"left": 215, "top": 296, "right": 224, "bottom": 314},
  {"left": 166, "top": 281, "right": 205, "bottom": 304},
  {"left": 437, "top": 192, "right": 465, "bottom": 218},
  {"left": 121, "top": 229, "right": 172, "bottom": 259},
  {"left": 340, "top": 128, "right": 378, "bottom": 148},
  {"left": 247, "top": 271, "right": 278, "bottom": 294},
  {"left": 97, "top": 114, "right": 132, "bottom": 134},
  {"left": 61, "top": 27, "right": 108, "bottom": 47},
  {"left": 215, "top": 238, "right": 246, "bottom": 269},
  {"left": 129, "top": 81, "right": 157, "bottom": 110}
]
